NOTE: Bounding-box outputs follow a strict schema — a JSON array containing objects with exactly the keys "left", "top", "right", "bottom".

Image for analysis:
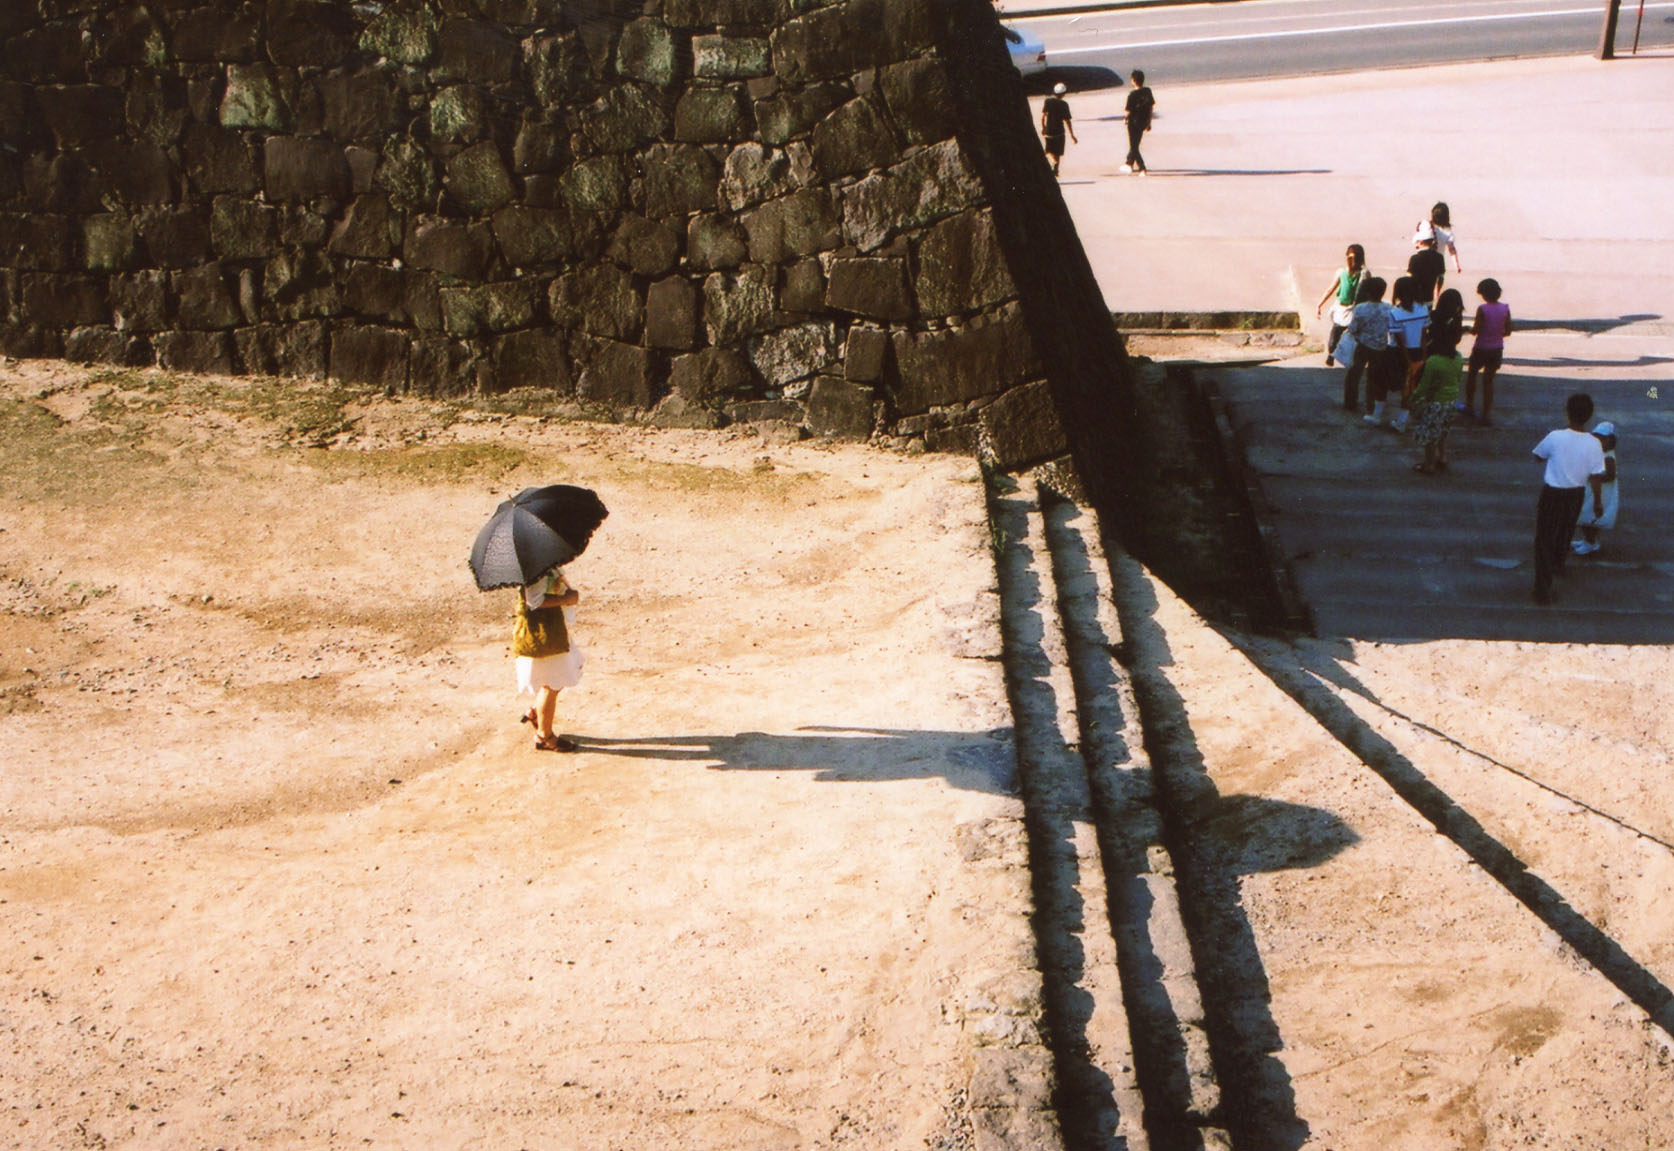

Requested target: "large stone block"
[
  {"left": 403, "top": 217, "right": 495, "bottom": 279},
  {"left": 3, "top": 23, "right": 87, "bottom": 84},
  {"left": 686, "top": 213, "right": 747, "bottom": 271},
  {"left": 663, "top": 0, "right": 783, "bottom": 26},
  {"left": 181, "top": 122, "right": 260, "bottom": 195},
  {"left": 22, "top": 274, "right": 108, "bottom": 328},
  {"left": 265, "top": 136, "right": 352, "bottom": 203},
  {"left": 110, "top": 271, "right": 169, "bottom": 332},
  {"left": 559, "top": 156, "right": 627, "bottom": 213},
  {"left": 438, "top": 281, "right": 538, "bottom": 336},
  {"left": 220, "top": 63, "right": 289, "bottom": 130},
  {"left": 668, "top": 346, "right": 753, "bottom": 402},
  {"left": 65, "top": 326, "right": 152, "bottom": 367},
  {"left": 702, "top": 264, "right": 774, "bottom": 345},
  {"left": 267, "top": 0, "right": 359, "bottom": 68},
  {"left": 693, "top": 34, "right": 771, "bottom": 80},
  {"left": 330, "top": 323, "right": 411, "bottom": 389},
  {"left": 36, "top": 84, "right": 124, "bottom": 148},
  {"left": 358, "top": 5, "right": 438, "bottom": 65},
  {"left": 374, "top": 137, "right": 439, "bottom": 211},
  {"left": 771, "top": 6, "right": 886, "bottom": 85},
  {"left": 525, "top": 33, "right": 593, "bottom": 107},
  {"left": 263, "top": 248, "right": 341, "bottom": 319},
  {"left": 753, "top": 80, "right": 849, "bottom": 148},
  {"left": 582, "top": 84, "right": 670, "bottom": 154},
  {"left": 549, "top": 263, "right": 641, "bottom": 341},
  {"left": 981, "top": 378, "right": 1069, "bottom": 471},
  {"left": 326, "top": 195, "right": 396, "bottom": 260},
  {"left": 825, "top": 255, "right": 911, "bottom": 322},
  {"left": 90, "top": 142, "right": 176, "bottom": 205},
  {"left": 674, "top": 85, "right": 751, "bottom": 144},
  {"left": 210, "top": 198, "right": 279, "bottom": 261},
  {"left": 409, "top": 335, "right": 486, "bottom": 396},
  {"left": 513, "top": 118, "right": 568, "bottom": 174},
  {"left": 136, "top": 207, "right": 212, "bottom": 268},
  {"left": 640, "top": 143, "right": 720, "bottom": 218},
  {"left": 643, "top": 276, "right": 697, "bottom": 350},
  {"left": 577, "top": 339, "right": 654, "bottom": 409},
  {"left": 810, "top": 95, "right": 899, "bottom": 181},
  {"left": 82, "top": 214, "right": 136, "bottom": 272},
  {"left": 155, "top": 330, "right": 235, "bottom": 375},
  {"left": 235, "top": 321, "right": 328, "bottom": 378},
  {"left": 436, "top": 19, "right": 521, "bottom": 83},
  {"left": 841, "top": 138, "right": 984, "bottom": 252},
  {"left": 878, "top": 57, "right": 958, "bottom": 147},
  {"left": 493, "top": 328, "right": 570, "bottom": 392},
  {"left": 172, "top": 265, "right": 242, "bottom": 330},
  {"left": 892, "top": 303, "right": 1039, "bottom": 413},
  {"left": 318, "top": 68, "right": 401, "bottom": 140},
  {"left": 719, "top": 142, "right": 793, "bottom": 213},
  {"left": 777, "top": 258, "right": 825, "bottom": 314},
  {"left": 122, "top": 72, "right": 190, "bottom": 147},
  {"left": 0, "top": 214, "right": 73, "bottom": 271},
  {"left": 21, "top": 154, "right": 100, "bottom": 214},
  {"left": 915, "top": 208, "right": 1017, "bottom": 318},
  {"left": 616, "top": 19, "right": 678, "bottom": 87},
  {"left": 429, "top": 84, "right": 489, "bottom": 144},
  {"left": 749, "top": 319, "right": 839, "bottom": 389},
  {"left": 805, "top": 375, "right": 875, "bottom": 438},
  {"left": 741, "top": 188, "right": 839, "bottom": 264},
  {"left": 340, "top": 262, "right": 409, "bottom": 324},
  {"left": 444, "top": 142, "right": 517, "bottom": 215},
  {"left": 608, "top": 216, "right": 681, "bottom": 277},
  {"left": 492, "top": 205, "right": 581, "bottom": 267},
  {"left": 843, "top": 323, "right": 889, "bottom": 382},
  {"left": 171, "top": 6, "right": 264, "bottom": 62}
]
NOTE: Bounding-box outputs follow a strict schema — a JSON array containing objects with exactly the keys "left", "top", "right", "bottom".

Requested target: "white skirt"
[{"left": 516, "top": 607, "right": 584, "bottom": 693}]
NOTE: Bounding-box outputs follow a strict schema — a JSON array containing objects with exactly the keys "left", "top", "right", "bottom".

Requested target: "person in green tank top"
[{"left": 1409, "top": 332, "right": 1464, "bottom": 475}]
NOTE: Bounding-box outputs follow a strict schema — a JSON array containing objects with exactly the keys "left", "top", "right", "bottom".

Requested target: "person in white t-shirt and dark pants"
[{"left": 1531, "top": 393, "right": 1607, "bottom": 604}]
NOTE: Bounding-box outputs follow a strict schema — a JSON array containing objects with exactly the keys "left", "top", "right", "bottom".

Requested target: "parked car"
[{"left": 1002, "top": 23, "right": 1048, "bottom": 75}]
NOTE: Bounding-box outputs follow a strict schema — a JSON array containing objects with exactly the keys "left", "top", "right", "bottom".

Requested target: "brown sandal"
[{"left": 534, "top": 734, "right": 577, "bottom": 752}]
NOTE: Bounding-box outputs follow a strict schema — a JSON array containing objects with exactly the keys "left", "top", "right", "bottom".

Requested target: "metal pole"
[
  {"left": 1632, "top": 0, "right": 1647, "bottom": 53},
  {"left": 1597, "top": 0, "right": 1621, "bottom": 59}
]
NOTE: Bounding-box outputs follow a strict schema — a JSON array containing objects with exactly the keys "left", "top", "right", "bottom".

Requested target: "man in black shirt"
[
  {"left": 1040, "top": 83, "right": 1077, "bottom": 177},
  {"left": 1408, "top": 230, "right": 1446, "bottom": 305},
  {"left": 1124, "top": 70, "right": 1155, "bottom": 174}
]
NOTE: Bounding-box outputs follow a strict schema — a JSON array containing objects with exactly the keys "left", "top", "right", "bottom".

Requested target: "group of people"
[
  {"left": 1315, "top": 203, "right": 1622, "bottom": 600},
  {"left": 1314, "top": 204, "right": 1513, "bottom": 474},
  {"left": 1039, "top": 71, "right": 1154, "bottom": 177}
]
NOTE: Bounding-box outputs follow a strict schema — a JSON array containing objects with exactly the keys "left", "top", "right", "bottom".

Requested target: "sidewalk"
[{"left": 1048, "top": 53, "right": 1674, "bottom": 378}]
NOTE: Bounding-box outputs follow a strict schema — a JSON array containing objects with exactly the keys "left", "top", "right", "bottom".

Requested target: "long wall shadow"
[
  {"left": 1101, "top": 536, "right": 1329, "bottom": 1151},
  {"left": 1228, "top": 632, "right": 1674, "bottom": 1040}
]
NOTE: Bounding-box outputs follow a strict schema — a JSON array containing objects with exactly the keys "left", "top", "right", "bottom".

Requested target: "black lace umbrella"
[{"left": 469, "top": 485, "right": 608, "bottom": 591}]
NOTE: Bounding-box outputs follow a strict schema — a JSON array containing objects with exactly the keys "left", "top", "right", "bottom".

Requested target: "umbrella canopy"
[{"left": 469, "top": 484, "right": 608, "bottom": 591}]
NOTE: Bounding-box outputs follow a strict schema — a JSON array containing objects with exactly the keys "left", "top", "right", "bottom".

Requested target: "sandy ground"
[{"left": 0, "top": 359, "right": 1051, "bottom": 1150}]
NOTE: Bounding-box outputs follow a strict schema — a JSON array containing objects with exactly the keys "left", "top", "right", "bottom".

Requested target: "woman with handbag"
[
  {"left": 515, "top": 567, "right": 583, "bottom": 752},
  {"left": 1315, "top": 244, "right": 1368, "bottom": 366}
]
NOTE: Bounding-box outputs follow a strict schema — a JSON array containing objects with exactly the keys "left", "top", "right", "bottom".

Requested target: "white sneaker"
[
  {"left": 1363, "top": 414, "right": 1383, "bottom": 425},
  {"left": 1572, "top": 540, "right": 1600, "bottom": 555}
]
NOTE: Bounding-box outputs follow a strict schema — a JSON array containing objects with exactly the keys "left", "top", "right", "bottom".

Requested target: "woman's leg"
[
  {"left": 1479, "top": 361, "right": 1498, "bottom": 422},
  {"left": 538, "top": 686, "right": 559, "bottom": 739}
]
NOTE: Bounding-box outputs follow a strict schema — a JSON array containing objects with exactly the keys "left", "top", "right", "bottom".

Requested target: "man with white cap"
[{"left": 1040, "top": 82, "right": 1077, "bottom": 177}]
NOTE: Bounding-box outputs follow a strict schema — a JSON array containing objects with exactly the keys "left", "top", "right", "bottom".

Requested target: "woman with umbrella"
[
  {"left": 517, "top": 568, "right": 582, "bottom": 752},
  {"left": 469, "top": 485, "right": 608, "bottom": 753}
]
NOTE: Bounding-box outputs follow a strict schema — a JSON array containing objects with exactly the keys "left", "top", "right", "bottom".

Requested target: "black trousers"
[
  {"left": 1126, "top": 122, "right": 1147, "bottom": 170},
  {"left": 1534, "top": 484, "right": 1585, "bottom": 598}
]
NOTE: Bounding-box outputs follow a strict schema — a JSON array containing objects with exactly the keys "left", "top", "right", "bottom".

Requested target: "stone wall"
[{"left": 0, "top": 0, "right": 1136, "bottom": 474}]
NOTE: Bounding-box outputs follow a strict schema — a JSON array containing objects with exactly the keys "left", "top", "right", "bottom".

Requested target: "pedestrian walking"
[
  {"left": 1314, "top": 243, "right": 1368, "bottom": 367},
  {"left": 1040, "top": 82, "right": 1077, "bottom": 177},
  {"left": 1572, "top": 421, "right": 1619, "bottom": 556},
  {"left": 1423, "top": 202, "right": 1463, "bottom": 292},
  {"left": 1407, "top": 226, "right": 1446, "bottom": 305},
  {"left": 1339, "top": 275, "right": 1389, "bottom": 412},
  {"left": 1463, "top": 278, "right": 1512, "bottom": 425},
  {"left": 516, "top": 567, "right": 584, "bottom": 751},
  {"left": 1408, "top": 330, "right": 1463, "bottom": 473},
  {"left": 1530, "top": 393, "right": 1607, "bottom": 604},
  {"left": 1123, "top": 70, "right": 1155, "bottom": 174}
]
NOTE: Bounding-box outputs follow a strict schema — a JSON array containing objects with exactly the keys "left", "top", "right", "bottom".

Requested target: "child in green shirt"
[{"left": 1410, "top": 336, "right": 1464, "bottom": 474}]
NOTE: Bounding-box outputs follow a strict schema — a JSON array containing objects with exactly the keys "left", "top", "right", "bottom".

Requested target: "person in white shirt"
[{"left": 1530, "top": 393, "right": 1607, "bottom": 604}]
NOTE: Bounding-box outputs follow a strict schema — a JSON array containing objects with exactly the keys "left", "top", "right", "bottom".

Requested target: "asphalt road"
[{"left": 1013, "top": 0, "right": 1674, "bottom": 85}]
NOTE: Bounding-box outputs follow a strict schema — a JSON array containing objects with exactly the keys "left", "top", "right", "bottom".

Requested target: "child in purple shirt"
[{"left": 1464, "top": 278, "right": 1511, "bottom": 425}]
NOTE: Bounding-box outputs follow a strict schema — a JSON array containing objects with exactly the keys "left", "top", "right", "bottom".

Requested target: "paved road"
[{"left": 1007, "top": 0, "right": 1674, "bottom": 83}]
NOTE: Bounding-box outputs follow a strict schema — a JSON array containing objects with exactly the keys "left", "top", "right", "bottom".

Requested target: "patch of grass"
[{"left": 85, "top": 368, "right": 371, "bottom": 445}]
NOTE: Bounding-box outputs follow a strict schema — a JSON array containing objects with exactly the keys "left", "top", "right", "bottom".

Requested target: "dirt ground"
[
  {"left": 5, "top": 356, "right": 1674, "bottom": 1151},
  {"left": 0, "top": 359, "right": 1051, "bottom": 1150}
]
